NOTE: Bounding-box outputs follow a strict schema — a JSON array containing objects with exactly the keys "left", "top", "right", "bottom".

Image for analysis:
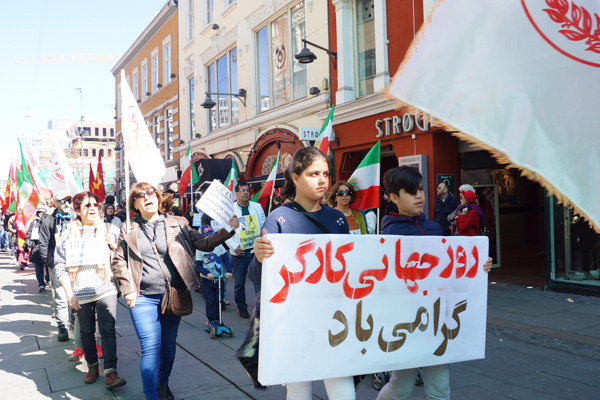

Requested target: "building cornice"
[
  {"left": 111, "top": 4, "right": 177, "bottom": 75},
  {"left": 199, "top": 25, "right": 239, "bottom": 65},
  {"left": 316, "top": 92, "right": 398, "bottom": 125}
]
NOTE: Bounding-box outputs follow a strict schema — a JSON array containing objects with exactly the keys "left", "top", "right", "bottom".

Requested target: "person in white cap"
[{"left": 39, "top": 190, "right": 74, "bottom": 341}]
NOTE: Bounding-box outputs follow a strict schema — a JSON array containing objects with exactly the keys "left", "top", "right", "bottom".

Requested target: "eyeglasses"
[
  {"left": 336, "top": 190, "right": 351, "bottom": 196},
  {"left": 83, "top": 203, "right": 98, "bottom": 209},
  {"left": 58, "top": 199, "right": 72, "bottom": 204},
  {"left": 134, "top": 188, "right": 157, "bottom": 200},
  {"left": 238, "top": 188, "right": 250, "bottom": 193}
]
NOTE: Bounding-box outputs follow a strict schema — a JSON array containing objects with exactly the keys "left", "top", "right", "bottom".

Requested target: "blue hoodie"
[{"left": 381, "top": 212, "right": 443, "bottom": 236}]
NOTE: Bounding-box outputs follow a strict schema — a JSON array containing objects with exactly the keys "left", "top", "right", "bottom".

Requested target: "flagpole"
[
  {"left": 189, "top": 152, "right": 193, "bottom": 217},
  {"left": 267, "top": 151, "right": 280, "bottom": 215},
  {"left": 376, "top": 207, "right": 380, "bottom": 234}
]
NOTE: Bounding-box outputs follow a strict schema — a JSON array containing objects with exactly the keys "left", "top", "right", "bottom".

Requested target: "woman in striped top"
[{"left": 55, "top": 191, "right": 126, "bottom": 389}]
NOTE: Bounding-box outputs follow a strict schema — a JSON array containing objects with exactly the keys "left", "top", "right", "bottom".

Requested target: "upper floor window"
[
  {"left": 164, "top": 42, "right": 172, "bottom": 84},
  {"left": 189, "top": 77, "right": 196, "bottom": 137},
  {"left": 133, "top": 72, "right": 139, "bottom": 101},
  {"left": 154, "top": 115, "right": 161, "bottom": 148},
  {"left": 142, "top": 61, "right": 149, "bottom": 98},
  {"left": 95, "top": 127, "right": 99, "bottom": 136},
  {"left": 355, "top": 0, "right": 376, "bottom": 97},
  {"left": 92, "top": 148, "right": 97, "bottom": 157},
  {"left": 186, "top": 0, "right": 194, "bottom": 42},
  {"left": 152, "top": 52, "right": 160, "bottom": 92},
  {"left": 255, "top": 1, "right": 306, "bottom": 112},
  {"left": 203, "top": 0, "right": 213, "bottom": 28},
  {"left": 206, "top": 47, "right": 238, "bottom": 132},
  {"left": 165, "top": 108, "right": 173, "bottom": 161},
  {"left": 110, "top": 128, "right": 114, "bottom": 137},
  {"left": 102, "top": 128, "right": 107, "bottom": 137}
]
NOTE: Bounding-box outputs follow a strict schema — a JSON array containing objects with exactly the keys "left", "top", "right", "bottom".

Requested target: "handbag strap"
[{"left": 286, "top": 201, "right": 331, "bottom": 234}]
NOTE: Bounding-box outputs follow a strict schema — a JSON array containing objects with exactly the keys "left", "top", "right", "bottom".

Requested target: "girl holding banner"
[
  {"left": 54, "top": 192, "right": 126, "bottom": 389},
  {"left": 249, "top": 147, "right": 356, "bottom": 399},
  {"left": 111, "top": 182, "right": 239, "bottom": 400}
]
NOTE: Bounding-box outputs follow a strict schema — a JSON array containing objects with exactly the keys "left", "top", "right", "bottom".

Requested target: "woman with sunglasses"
[
  {"left": 54, "top": 192, "right": 126, "bottom": 389},
  {"left": 111, "top": 182, "right": 239, "bottom": 400},
  {"left": 327, "top": 181, "right": 368, "bottom": 235},
  {"left": 248, "top": 147, "right": 356, "bottom": 399}
]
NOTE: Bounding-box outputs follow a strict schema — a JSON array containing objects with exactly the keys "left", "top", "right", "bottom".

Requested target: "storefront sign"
[
  {"left": 375, "top": 113, "right": 433, "bottom": 138},
  {"left": 259, "top": 234, "right": 489, "bottom": 385},
  {"left": 300, "top": 126, "right": 321, "bottom": 140}
]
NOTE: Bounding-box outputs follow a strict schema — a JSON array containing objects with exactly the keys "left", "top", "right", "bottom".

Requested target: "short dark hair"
[
  {"left": 235, "top": 181, "right": 249, "bottom": 192},
  {"left": 383, "top": 166, "right": 422, "bottom": 196},
  {"left": 281, "top": 147, "right": 328, "bottom": 201},
  {"left": 438, "top": 181, "right": 448, "bottom": 190}
]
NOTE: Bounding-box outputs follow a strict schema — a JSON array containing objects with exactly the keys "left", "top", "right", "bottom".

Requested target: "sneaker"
[
  {"left": 96, "top": 344, "right": 103, "bottom": 359},
  {"left": 223, "top": 299, "right": 230, "bottom": 306},
  {"left": 68, "top": 348, "right": 84, "bottom": 362},
  {"left": 239, "top": 308, "right": 250, "bottom": 318},
  {"left": 105, "top": 371, "right": 126, "bottom": 389},
  {"left": 57, "top": 327, "right": 69, "bottom": 341},
  {"left": 84, "top": 365, "right": 99, "bottom": 384},
  {"left": 38, "top": 285, "right": 45, "bottom": 293}
]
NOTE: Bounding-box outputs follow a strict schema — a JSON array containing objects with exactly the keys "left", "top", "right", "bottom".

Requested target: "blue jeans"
[
  {"left": 0, "top": 228, "right": 5, "bottom": 249},
  {"left": 232, "top": 252, "right": 260, "bottom": 310},
  {"left": 377, "top": 365, "right": 450, "bottom": 400},
  {"left": 129, "top": 294, "right": 181, "bottom": 400}
]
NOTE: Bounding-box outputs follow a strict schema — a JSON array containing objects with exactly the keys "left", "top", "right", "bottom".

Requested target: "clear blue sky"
[{"left": 0, "top": 0, "right": 168, "bottom": 177}]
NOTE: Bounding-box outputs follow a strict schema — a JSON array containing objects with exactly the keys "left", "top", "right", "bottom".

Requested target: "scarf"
[{"left": 67, "top": 218, "right": 112, "bottom": 283}]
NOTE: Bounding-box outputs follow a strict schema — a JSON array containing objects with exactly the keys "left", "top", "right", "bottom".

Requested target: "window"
[
  {"left": 164, "top": 43, "right": 171, "bottom": 83},
  {"left": 186, "top": 0, "right": 194, "bottom": 42},
  {"left": 84, "top": 149, "right": 88, "bottom": 157},
  {"left": 256, "top": 1, "right": 306, "bottom": 112},
  {"left": 34, "top": 140, "right": 42, "bottom": 147},
  {"left": 355, "top": 0, "right": 376, "bottom": 97},
  {"left": 206, "top": 47, "right": 238, "bottom": 132},
  {"left": 203, "top": 0, "right": 213, "bottom": 28},
  {"left": 95, "top": 127, "right": 99, "bottom": 136},
  {"left": 133, "top": 71, "right": 139, "bottom": 101},
  {"left": 189, "top": 77, "right": 196, "bottom": 137},
  {"left": 108, "top": 149, "right": 112, "bottom": 157},
  {"left": 154, "top": 115, "right": 161, "bottom": 148},
  {"left": 142, "top": 60, "right": 149, "bottom": 98},
  {"left": 99, "top": 149, "right": 104, "bottom": 157},
  {"left": 165, "top": 108, "right": 173, "bottom": 161},
  {"left": 152, "top": 52, "right": 160, "bottom": 92},
  {"left": 102, "top": 128, "right": 106, "bottom": 136},
  {"left": 110, "top": 128, "right": 114, "bottom": 137},
  {"left": 92, "top": 149, "right": 96, "bottom": 157}
]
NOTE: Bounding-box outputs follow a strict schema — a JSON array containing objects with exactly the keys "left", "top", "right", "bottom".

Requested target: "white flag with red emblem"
[
  {"left": 51, "top": 139, "right": 82, "bottom": 196},
  {"left": 120, "top": 70, "right": 166, "bottom": 187},
  {"left": 387, "top": 0, "right": 600, "bottom": 230}
]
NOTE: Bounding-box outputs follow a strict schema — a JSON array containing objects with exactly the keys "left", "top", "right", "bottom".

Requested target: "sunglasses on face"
[
  {"left": 83, "top": 203, "right": 98, "bottom": 209},
  {"left": 134, "top": 188, "right": 157, "bottom": 200},
  {"left": 58, "top": 198, "right": 72, "bottom": 204},
  {"left": 336, "top": 190, "right": 351, "bottom": 196}
]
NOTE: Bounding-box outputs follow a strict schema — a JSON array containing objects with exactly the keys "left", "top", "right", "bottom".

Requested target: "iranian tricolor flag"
[
  {"left": 349, "top": 141, "right": 380, "bottom": 211},
  {"left": 16, "top": 168, "right": 40, "bottom": 222},
  {"left": 314, "top": 106, "right": 334, "bottom": 154},
  {"left": 257, "top": 152, "right": 280, "bottom": 209},
  {"left": 178, "top": 143, "right": 199, "bottom": 196},
  {"left": 224, "top": 159, "right": 239, "bottom": 192}
]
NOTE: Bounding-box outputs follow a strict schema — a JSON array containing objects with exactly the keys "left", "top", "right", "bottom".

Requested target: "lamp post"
[{"left": 75, "top": 88, "right": 85, "bottom": 188}]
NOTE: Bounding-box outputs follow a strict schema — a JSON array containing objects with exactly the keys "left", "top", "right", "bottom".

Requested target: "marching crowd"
[{"left": 7, "top": 147, "right": 492, "bottom": 400}]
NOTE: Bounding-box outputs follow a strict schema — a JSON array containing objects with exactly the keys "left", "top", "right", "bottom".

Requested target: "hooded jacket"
[{"left": 381, "top": 212, "right": 443, "bottom": 236}]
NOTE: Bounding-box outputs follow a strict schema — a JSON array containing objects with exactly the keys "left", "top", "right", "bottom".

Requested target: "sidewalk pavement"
[{"left": 1, "top": 251, "right": 599, "bottom": 399}]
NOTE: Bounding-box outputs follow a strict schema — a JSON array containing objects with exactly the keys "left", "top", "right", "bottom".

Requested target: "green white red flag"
[
  {"left": 224, "top": 159, "right": 239, "bottom": 192},
  {"left": 349, "top": 141, "right": 380, "bottom": 211},
  {"left": 257, "top": 152, "right": 280, "bottom": 209},
  {"left": 16, "top": 168, "right": 40, "bottom": 223},
  {"left": 178, "top": 143, "right": 199, "bottom": 196},
  {"left": 314, "top": 106, "right": 334, "bottom": 154}
]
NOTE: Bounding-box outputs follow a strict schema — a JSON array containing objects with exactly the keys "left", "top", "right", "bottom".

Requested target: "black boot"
[{"left": 158, "top": 384, "right": 174, "bottom": 400}]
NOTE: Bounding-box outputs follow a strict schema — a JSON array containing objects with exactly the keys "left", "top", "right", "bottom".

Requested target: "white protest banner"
[
  {"left": 258, "top": 234, "right": 488, "bottom": 385},
  {"left": 196, "top": 180, "right": 234, "bottom": 231},
  {"left": 65, "top": 237, "right": 107, "bottom": 267}
]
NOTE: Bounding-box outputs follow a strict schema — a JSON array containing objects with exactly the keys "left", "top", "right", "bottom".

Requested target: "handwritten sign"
[
  {"left": 65, "top": 237, "right": 107, "bottom": 267},
  {"left": 258, "top": 234, "right": 489, "bottom": 385},
  {"left": 238, "top": 215, "right": 260, "bottom": 250},
  {"left": 196, "top": 180, "right": 234, "bottom": 231}
]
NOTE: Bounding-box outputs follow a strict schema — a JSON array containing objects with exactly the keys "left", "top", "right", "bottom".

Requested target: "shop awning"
[{"left": 246, "top": 173, "right": 285, "bottom": 189}]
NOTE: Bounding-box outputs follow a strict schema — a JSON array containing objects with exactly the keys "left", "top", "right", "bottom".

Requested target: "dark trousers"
[
  {"left": 200, "top": 278, "right": 226, "bottom": 322},
  {"left": 77, "top": 294, "right": 118, "bottom": 370},
  {"left": 232, "top": 252, "right": 260, "bottom": 310},
  {"left": 34, "top": 262, "right": 48, "bottom": 287}
]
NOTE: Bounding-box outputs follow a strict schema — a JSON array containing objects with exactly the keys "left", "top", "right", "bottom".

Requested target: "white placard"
[
  {"left": 192, "top": 212, "right": 203, "bottom": 227},
  {"left": 196, "top": 180, "right": 234, "bottom": 231},
  {"left": 300, "top": 126, "right": 321, "bottom": 141},
  {"left": 258, "top": 234, "right": 489, "bottom": 385},
  {"left": 65, "top": 237, "right": 107, "bottom": 267},
  {"left": 31, "top": 228, "right": 40, "bottom": 241}
]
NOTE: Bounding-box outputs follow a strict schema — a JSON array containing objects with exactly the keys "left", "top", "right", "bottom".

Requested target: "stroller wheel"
[{"left": 372, "top": 372, "right": 389, "bottom": 391}]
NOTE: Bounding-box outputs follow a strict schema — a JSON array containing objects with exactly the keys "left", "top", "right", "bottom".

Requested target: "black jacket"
[
  {"left": 38, "top": 209, "right": 72, "bottom": 269},
  {"left": 25, "top": 217, "right": 45, "bottom": 264},
  {"left": 433, "top": 194, "right": 460, "bottom": 235}
]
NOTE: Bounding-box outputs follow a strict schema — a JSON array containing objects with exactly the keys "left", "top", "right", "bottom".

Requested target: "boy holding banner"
[{"left": 377, "top": 166, "right": 492, "bottom": 400}]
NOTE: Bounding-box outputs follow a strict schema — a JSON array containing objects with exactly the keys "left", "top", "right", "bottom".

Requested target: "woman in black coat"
[{"left": 25, "top": 207, "right": 49, "bottom": 292}]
